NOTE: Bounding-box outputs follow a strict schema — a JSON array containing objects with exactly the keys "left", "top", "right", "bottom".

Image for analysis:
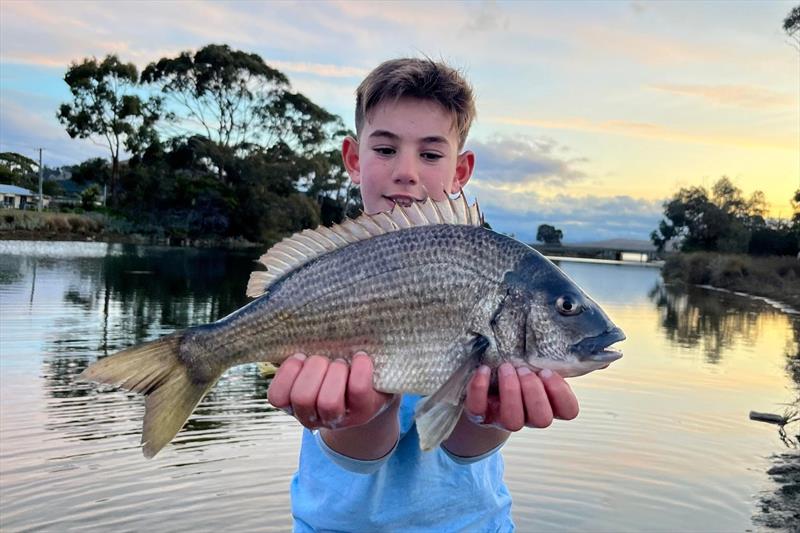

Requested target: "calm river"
[{"left": 0, "top": 240, "right": 797, "bottom": 531}]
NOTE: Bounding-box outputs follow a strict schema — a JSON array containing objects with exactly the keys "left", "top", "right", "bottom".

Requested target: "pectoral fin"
[{"left": 415, "top": 335, "right": 490, "bottom": 451}]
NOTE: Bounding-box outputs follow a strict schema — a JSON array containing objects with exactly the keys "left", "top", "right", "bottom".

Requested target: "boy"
[{"left": 268, "top": 58, "right": 580, "bottom": 532}]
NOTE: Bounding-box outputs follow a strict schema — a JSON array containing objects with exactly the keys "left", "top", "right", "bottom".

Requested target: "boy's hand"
[
  {"left": 465, "top": 363, "right": 579, "bottom": 431},
  {"left": 267, "top": 352, "right": 396, "bottom": 430}
]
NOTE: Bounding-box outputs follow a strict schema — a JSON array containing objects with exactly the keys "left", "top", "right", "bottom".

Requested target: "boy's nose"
[{"left": 392, "top": 154, "right": 418, "bottom": 185}]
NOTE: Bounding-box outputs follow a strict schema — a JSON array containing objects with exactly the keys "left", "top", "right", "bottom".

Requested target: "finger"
[
  {"left": 539, "top": 368, "right": 579, "bottom": 420},
  {"left": 316, "top": 359, "right": 349, "bottom": 427},
  {"left": 464, "top": 365, "right": 491, "bottom": 423},
  {"left": 290, "top": 355, "right": 330, "bottom": 429},
  {"left": 346, "top": 352, "right": 392, "bottom": 426},
  {"left": 497, "top": 363, "right": 525, "bottom": 432},
  {"left": 267, "top": 353, "right": 307, "bottom": 410},
  {"left": 517, "top": 367, "right": 553, "bottom": 428}
]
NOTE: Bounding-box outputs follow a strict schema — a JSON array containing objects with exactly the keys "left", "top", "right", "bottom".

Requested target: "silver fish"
[{"left": 80, "top": 194, "right": 625, "bottom": 457}]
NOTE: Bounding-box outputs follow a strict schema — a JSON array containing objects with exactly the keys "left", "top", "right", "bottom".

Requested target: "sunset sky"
[{"left": 1, "top": 0, "right": 798, "bottom": 243}]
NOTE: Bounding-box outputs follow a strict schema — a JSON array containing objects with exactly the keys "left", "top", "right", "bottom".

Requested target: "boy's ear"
[
  {"left": 341, "top": 136, "right": 361, "bottom": 184},
  {"left": 450, "top": 150, "right": 475, "bottom": 193}
]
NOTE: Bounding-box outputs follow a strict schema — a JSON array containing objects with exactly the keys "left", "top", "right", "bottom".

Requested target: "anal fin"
[{"left": 415, "top": 335, "right": 490, "bottom": 451}]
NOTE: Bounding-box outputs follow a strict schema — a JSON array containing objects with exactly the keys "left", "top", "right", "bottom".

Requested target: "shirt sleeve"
[
  {"left": 440, "top": 441, "right": 505, "bottom": 465},
  {"left": 314, "top": 430, "right": 399, "bottom": 475}
]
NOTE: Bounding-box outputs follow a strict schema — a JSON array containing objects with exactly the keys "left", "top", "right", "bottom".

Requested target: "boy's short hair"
[{"left": 355, "top": 58, "right": 476, "bottom": 149}]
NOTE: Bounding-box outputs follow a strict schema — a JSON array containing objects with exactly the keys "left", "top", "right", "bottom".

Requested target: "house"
[{"left": 0, "top": 184, "right": 49, "bottom": 209}]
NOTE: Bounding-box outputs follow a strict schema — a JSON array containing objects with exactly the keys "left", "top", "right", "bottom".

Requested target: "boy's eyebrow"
[{"left": 368, "top": 130, "right": 449, "bottom": 145}]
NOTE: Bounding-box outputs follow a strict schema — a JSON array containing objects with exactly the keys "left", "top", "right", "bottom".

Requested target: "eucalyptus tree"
[
  {"left": 58, "top": 55, "right": 161, "bottom": 206},
  {"left": 140, "top": 44, "right": 343, "bottom": 185},
  {"left": 784, "top": 5, "right": 800, "bottom": 50}
]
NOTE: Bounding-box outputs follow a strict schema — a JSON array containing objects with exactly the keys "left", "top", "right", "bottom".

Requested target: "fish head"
[{"left": 516, "top": 259, "right": 625, "bottom": 377}]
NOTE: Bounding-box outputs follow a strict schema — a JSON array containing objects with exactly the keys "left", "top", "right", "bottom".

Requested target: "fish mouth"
[
  {"left": 384, "top": 194, "right": 424, "bottom": 208},
  {"left": 570, "top": 326, "right": 626, "bottom": 363}
]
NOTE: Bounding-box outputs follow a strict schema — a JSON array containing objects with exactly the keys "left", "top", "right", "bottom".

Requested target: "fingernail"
[
  {"left": 499, "top": 364, "right": 514, "bottom": 377},
  {"left": 292, "top": 353, "right": 307, "bottom": 361},
  {"left": 477, "top": 365, "right": 490, "bottom": 376},
  {"left": 466, "top": 411, "right": 485, "bottom": 425},
  {"left": 333, "top": 358, "right": 348, "bottom": 365},
  {"left": 539, "top": 368, "right": 554, "bottom": 379},
  {"left": 280, "top": 406, "right": 294, "bottom": 416},
  {"left": 517, "top": 367, "right": 532, "bottom": 377}
]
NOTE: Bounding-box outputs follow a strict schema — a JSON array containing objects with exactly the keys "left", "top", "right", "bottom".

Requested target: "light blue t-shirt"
[{"left": 291, "top": 395, "right": 514, "bottom": 532}]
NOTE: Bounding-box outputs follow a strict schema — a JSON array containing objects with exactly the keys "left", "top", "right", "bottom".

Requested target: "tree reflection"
[
  {"left": 649, "top": 282, "right": 769, "bottom": 364},
  {"left": 31, "top": 245, "right": 271, "bottom": 443}
]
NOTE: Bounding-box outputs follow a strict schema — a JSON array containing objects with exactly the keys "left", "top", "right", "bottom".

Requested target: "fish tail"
[{"left": 80, "top": 333, "right": 218, "bottom": 458}]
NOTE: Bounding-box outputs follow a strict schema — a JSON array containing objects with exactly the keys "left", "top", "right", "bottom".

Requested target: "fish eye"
[{"left": 556, "top": 295, "right": 583, "bottom": 316}]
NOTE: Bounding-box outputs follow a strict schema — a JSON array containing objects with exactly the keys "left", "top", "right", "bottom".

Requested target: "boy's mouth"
[{"left": 383, "top": 194, "right": 423, "bottom": 208}]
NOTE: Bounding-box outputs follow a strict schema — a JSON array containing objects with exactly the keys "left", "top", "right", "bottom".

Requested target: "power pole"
[{"left": 37, "top": 148, "right": 44, "bottom": 212}]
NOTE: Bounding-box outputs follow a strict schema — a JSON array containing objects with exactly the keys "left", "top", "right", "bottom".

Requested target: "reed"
[
  {"left": 662, "top": 252, "right": 800, "bottom": 309},
  {"left": 0, "top": 209, "right": 106, "bottom": 234}
]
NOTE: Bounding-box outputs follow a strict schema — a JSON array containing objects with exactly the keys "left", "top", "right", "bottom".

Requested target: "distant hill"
[{"left": 562, "top": 238, "right": 657, "bottom": 252}]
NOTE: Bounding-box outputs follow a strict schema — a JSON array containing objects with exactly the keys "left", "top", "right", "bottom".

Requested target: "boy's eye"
[
  {"left": 421, "top": 152, "right": 443, "bottom": 161},
  {"left": 373, "top": 147, "right": 395, "bottom": 156}
]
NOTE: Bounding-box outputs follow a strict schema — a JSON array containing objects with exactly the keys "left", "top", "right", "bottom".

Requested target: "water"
[{"left": 0, "top": 241, "right": 797, "bottom": 531}]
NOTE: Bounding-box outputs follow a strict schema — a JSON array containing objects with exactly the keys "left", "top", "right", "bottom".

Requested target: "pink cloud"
[
  {"left": 490, "top": 115, "right": 796, "bottom": 151},
  {"left": 648, "top": 83, "right": 796, "bottom": 110}
]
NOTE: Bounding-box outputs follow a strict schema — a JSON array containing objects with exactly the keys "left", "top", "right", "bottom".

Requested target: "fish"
[{"left": 79, "top": 193, "right": 625, "bottom": 458}]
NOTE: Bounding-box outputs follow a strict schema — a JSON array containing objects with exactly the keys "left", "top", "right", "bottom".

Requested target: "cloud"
[
  {"left": 468, "top": 136, "right": 588, "bottom": 185},
  {"left": 0, "top": 96, "right": 108, "bottom": 166},
  {"left": 461, "top": 1, "right": 511, "bottom": 34},
  {"left": 490, "top": 115, "right": 796, "bottom": 151},
  {"left": 648, "top": 83, "right": 796, "bottom": 110},
  {"left": 266, "top": 60, "right": 368, "bottom": 79},
  {"left": 467, "top": 180, "right": 664, "bottom": 243}
]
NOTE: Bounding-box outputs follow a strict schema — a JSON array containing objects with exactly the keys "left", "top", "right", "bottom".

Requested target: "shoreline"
[
  {"left": 661, "top": 252, "right": 800, "bottom": 313},
  {"left": 0, "top": 230, "right": 263, "bottom": 250}
]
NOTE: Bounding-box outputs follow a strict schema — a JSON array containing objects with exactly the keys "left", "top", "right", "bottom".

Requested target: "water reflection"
[
  {"left": 649, "top": 282, "right": 770, "bottom": 364},
  {"left": 2, "top": 243, "right": 799, "bottom": 531}
]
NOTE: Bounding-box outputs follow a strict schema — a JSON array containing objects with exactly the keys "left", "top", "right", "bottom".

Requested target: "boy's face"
[{"left": 342, "top": 97, "right": 474, "bottom": 214}]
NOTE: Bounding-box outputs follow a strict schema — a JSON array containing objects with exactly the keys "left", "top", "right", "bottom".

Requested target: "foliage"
[
  {"left": 661, "top": 252, "right": 800, "bottom": 310},
  {"left": 57, "top": 55, "right": 161, "bottom": 206},
  {"left": 81, "top": 184, "right": 101, "bottom": 210},
  {"left": 0, "top": 209, "right": 105, "bottom": 234},
  {"left": 50, "top": 44, "right": 355, "bottom": 244},
  {"left": 141, "top": 44, "right": 345, "bottom": 184},
  {"left": 785, "top": 4, "right": 800, "bottom": 49},
  {"left": 536, "top": 224, "right": 563, "bottom": 245},
  {"left": 0, "top": 152, "right": 38, "bottom": 190},
  {"left": 650, "top": 176, "right": 797, "bottom": 255},
  {"left": 70, "top": 158, "right": 111, "bottom": 185}
]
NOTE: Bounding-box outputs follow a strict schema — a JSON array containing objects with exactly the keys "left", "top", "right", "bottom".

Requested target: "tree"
[
  {"left": 141, "top": 44, "right": 343, "bottom": 183},
  {"left": 784, "top": 4, "right": 800, "bottom": 50},
  {"left": 58, "top": 55, "right": 161, "bottom": 206},
  {"left": 536, "top": 224, "right": 563, "bottom": 245},
  {"left": 81, "top": 184, "right": 101, "bottom": 210},
  {"left": 0, "top": 152, "right": 38, "bottom": 190},
  {"left": 651, "top": 177, "right": 777, "bottom": 254}
]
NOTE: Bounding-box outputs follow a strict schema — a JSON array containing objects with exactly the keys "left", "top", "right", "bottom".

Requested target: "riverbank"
[
  {"left": 661, "top": 252, "right": 800, "bottom": 311},
  {"left": 0, "top": 209, "right": 261, "bottom": 249}
]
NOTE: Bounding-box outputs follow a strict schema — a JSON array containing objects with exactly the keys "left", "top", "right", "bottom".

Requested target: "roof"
[{"left": 0, "top": 183, "right": 36, "bottom": 196}]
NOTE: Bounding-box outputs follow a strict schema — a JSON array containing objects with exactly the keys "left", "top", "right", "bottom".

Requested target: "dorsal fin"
[{"left": 245, "top": 193, "right": 483, "bottom": 298}]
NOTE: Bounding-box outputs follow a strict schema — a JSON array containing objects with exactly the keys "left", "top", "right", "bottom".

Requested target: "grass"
[
  {"left": 1, "top": 209, "right": 105, "bottom": 234},
  {"left": 662, "top": 252, "right": 800, "bottom": 310}
]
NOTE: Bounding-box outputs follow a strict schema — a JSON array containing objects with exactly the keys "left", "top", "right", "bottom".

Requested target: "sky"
[{"left": 0, "top": 0, "right": 798, "bottom": 243}]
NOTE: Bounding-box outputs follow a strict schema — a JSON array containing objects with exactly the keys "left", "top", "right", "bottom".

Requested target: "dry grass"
[
  {"left": 0, "top": 209, "right": 105, "bottom": 235},
  {"left": 663, "top": 252, "right": 800, "bottom": 309}
]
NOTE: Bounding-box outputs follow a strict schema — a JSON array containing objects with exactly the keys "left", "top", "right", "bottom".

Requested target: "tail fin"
[{"left": 80, "top": 333, "right": 219, "bottom": 458}]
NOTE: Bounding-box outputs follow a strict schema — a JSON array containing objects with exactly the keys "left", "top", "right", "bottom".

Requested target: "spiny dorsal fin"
[{"left": 245, "top": 193, "right": 483, "bottom": 298}]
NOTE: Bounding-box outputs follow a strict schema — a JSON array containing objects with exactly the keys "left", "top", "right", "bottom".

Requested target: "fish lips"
[{"left": 570, "top": 327, "right": 626, "bottom": 363}]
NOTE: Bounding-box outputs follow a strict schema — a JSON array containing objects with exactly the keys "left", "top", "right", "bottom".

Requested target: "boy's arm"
[
  {"left": 441, "top": 363, "right": 579, "bottom": 458},
  {"left": 267, "top": 353, "right": 399, "bottom": 461}
]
